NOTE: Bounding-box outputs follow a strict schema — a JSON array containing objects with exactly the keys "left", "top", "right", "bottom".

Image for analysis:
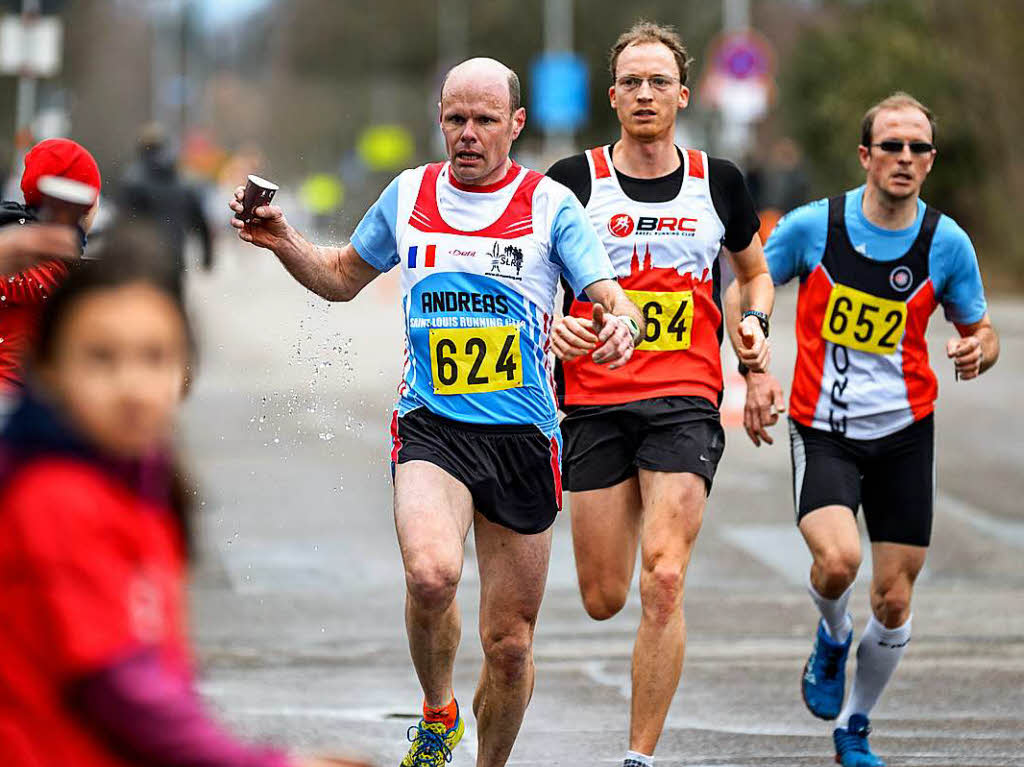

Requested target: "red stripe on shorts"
[
  {"left": 549, "top": 437, "right": 563, "bottom": 511},
  {"left": 390, "top": 410, "right": 402, "bottom": 463}
]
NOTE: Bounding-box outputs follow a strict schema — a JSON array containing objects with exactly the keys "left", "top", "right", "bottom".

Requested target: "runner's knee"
[
  {"left": 814, "top": 547, "right": 860, "bottom": 592},
  {"left": 871, "top": 576, "right": 913, "bottom": 627},
  {"left": 481, "top": 627, "right": 534, "bottom": 683},
  {"left": 579, "top": 578, "right": 629, "bottom": 621},
  {"left": 405, "top": 557, "right": 460, "bottom": 612},
  {"left": 639, "top": 558, "right": 686, "bottom": 626}
]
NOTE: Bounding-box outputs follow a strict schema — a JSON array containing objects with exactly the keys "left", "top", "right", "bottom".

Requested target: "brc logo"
[
  {"left": 607, "top": 214, "right": 698, "bottom": 237},
  {"left": 637, "top": 216, "right": 697, "bottom": 233},
  {"left": 608, "top": 214, "right": 635, "bottom": 237}
]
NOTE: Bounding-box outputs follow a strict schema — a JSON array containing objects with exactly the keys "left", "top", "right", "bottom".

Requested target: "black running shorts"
[
  {"left": 391, "top": 408, "right": 562, "bottom": 535},
  {"left": 788, "top": 414, "right": 934, "bottom": 547},
  {"left": 560, "top": 396, "right": 725, "bottom": 494}
]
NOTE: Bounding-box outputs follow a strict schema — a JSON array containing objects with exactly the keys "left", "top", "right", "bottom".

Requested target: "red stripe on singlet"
[
  {"left": 686, "top": 148, "right": 705, "bottom": 179},
  {"left": 588, "top": 147, "right": 611, "bottom": 179}
]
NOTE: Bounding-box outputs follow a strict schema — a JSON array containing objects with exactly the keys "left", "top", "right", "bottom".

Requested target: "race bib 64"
[
  {"left": 429, "top": 325, "right": 522, "bottom": 395},
  {"left": 624, "top": 289, "right": 694, "bottom": 351},
  {"left": 821, "top": 283, "right": 907, "bottom": 355}
]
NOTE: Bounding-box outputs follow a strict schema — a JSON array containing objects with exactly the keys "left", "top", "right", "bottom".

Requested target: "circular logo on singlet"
[
  {"left": 607, "top": 214, "right": 635, "bottom": 237},
  {"left": 889, "top": 266, "right": 914, "bottom": 292}
]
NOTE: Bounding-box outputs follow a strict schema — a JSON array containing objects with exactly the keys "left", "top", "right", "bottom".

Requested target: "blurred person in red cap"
[
  {"left": 0, "top": 225, "right": 369, "bottom": 767},
  {"left": 0, "top": 138, "right": 103, "bottom": 418}
]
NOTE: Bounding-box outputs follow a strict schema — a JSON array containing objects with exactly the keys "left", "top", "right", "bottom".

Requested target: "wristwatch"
[
  {"left": 742, "top": 309, "right": 770, "bottom": 338},
  {"left": 618, "top": 315, "right": 642, "bottom": 345}
]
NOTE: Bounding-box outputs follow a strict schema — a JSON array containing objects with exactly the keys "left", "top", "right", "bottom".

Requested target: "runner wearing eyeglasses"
[
  {"left": 724, "top": 92, "right": 999, "bottom": 767},
  {"left": 547, "top": 21, "right": 772, "bottom": 767}
]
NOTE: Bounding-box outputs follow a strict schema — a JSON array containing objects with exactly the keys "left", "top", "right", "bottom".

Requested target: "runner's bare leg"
[
  {"left": 629, "top": 470, "right": 705, "bottom": 754},
  {"left": 472, "top": 512, "right": 553, "bottom": 767},
  {"left": 571, "top": 476, "right": 643, "bottom": 619},
  {"left": 394, "top": 460, "right": 475, "bottom": 707}
]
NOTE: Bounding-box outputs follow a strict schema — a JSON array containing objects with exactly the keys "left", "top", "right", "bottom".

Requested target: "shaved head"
[{"left": 441, "top": 57, "right": 521, "bottom": 114}]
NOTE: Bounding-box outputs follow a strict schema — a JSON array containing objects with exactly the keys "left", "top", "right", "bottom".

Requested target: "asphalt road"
[{"left": 182, "top": 243, "right": 1024, "bottom": 766}]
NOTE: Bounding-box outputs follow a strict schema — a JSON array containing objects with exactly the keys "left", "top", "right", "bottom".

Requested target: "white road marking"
[
  {"left": 716, "top": 524, "right": 815, "bottom": 586},
  {"left": 936, "top": 491, "right": 1024, "bottom": 548}
]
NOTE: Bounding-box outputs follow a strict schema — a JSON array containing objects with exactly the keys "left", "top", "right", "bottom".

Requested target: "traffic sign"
[
  {"left": 700, "top": 28, "right": 776, "bottom": 122},
  {"left": 0, "top": 15, "right": 62, "bottom": 77},
  {"left": 530, "top": 52, "right": 588, "bottom": 135}
]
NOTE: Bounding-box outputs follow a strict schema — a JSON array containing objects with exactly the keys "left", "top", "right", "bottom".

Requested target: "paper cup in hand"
[{"left": 236, "top": 175, "right": 279, "bottom": 225}]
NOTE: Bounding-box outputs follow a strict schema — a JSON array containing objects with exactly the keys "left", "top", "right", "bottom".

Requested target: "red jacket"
[
  {"left": 0, "top": 261, "right": 71, "bottom": 390},
  {"left": 0, "top": 456, "right": 191, "bottom": 767}
]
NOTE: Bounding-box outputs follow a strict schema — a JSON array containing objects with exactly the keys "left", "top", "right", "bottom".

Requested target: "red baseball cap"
[{"left": 21, "top": 138, "right": 102, "bottom": 208}]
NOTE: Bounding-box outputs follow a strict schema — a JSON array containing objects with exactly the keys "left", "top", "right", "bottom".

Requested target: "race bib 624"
[{"left": 429, "top": 325, "right": 523, "bottom": 395}]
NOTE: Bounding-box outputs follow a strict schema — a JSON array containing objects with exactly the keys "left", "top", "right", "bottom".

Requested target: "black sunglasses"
[{"left": 871, "top": 140, "right": 935, "bottom": 154}]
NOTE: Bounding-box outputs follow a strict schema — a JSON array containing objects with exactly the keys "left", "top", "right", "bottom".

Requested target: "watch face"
[{"left": 744, "top": 311, "right": 769, "bottom": 337}]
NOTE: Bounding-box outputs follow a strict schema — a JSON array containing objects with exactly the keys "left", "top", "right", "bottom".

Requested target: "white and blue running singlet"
[{"left": 350, "top": 161, "right": 615, "bottom": 436}]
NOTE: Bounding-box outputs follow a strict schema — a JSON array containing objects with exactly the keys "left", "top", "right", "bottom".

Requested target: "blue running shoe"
[
  {"left": 833, "top": 713, "right": 885, "bottom": 766},
  {"left": 802, "top": 619, "right": 852, "bottom": 719}
]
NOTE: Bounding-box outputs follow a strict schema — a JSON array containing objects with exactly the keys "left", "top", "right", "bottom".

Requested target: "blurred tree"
[{"left": 779, "top": 0, "right": 1023, "bottom": 286}]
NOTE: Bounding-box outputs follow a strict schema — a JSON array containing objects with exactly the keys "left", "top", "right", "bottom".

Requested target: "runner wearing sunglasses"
[{"left": 723, "top": 92, "right": 999, "bottom": 767}]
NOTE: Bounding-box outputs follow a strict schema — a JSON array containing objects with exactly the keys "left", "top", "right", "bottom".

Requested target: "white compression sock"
[
  {"left": 807, "top": 576, "right": 853, "bottom": 643},
  {"left": 624, "top": 750, "right": 653, "bottom": 767},
  {"left": 837, "top": 613, "right": 912, "bottom": 728}
]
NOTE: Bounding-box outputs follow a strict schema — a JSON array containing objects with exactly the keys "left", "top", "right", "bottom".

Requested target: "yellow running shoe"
[{"left": 400, "top": 710, "right": 464, "bottom": 767}]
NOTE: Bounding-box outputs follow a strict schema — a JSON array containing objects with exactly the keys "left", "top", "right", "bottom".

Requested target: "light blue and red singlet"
[{"left": 350, "top": 161, "right": 615, "bottom": 440}]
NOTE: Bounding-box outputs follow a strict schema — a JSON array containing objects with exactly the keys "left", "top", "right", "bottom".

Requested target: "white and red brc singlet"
[{"left": 560, "top": 145, "right": 728, "bottom": 406}]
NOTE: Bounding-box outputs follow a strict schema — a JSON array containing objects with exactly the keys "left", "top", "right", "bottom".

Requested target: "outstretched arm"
[{"left": 228, "top": 187, "right": 380, "bottom": 301}]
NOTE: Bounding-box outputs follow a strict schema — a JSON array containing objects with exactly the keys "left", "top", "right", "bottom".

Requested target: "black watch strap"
[
  {"left": 742, "top": 309, "right": 770, "bottom": 338},
  {"left": 737, "top": 360, "right": 750, "bottom": 377}
]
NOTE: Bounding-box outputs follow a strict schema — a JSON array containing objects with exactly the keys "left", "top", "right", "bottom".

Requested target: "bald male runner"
[{"left": 231, "top": 58, "right": 642, "bottom": 767}]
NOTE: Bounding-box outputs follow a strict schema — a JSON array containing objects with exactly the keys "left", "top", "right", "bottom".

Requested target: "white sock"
[
  {"left": 837, "top": 613, "right": 912, "bottom": 728},
  {"left": 807, "top": 576, "right": 853, "bottom": 643},
  {"left": 624, "top": 750, "right": 653, "bottom": 767}
]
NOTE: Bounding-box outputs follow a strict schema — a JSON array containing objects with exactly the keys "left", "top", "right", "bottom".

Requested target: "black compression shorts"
[{"left": 788, "top": 415, "right": 934, "bottom": 547}]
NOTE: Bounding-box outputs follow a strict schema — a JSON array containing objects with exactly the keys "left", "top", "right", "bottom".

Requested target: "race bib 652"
[{"left": 821, "top": 283, "right": 907, "bottom": 355}]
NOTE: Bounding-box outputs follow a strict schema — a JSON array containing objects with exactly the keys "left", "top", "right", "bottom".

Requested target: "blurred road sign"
[
  {"left": 0, "top": 15, "right": 62, "bottom": 77},
  {"left": 530, "top": 52, "right": 588, "bottom": 135},
  {"left": 701, "top": 28, "right": 776, "bottom": 122}
]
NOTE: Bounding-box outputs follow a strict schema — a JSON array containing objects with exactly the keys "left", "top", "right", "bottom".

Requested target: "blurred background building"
[{"left": 1, "top": 0, "right": 1021, "bottom": 284}]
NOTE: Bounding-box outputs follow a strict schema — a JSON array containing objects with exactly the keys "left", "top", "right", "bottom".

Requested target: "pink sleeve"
[{"left": 69, "top": 648, "right": 296, "bottom": 767}]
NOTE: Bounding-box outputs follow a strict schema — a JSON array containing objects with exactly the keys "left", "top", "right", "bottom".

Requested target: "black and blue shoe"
[
  {"left": 801, "top": 618, "right": 852, "bottom": 719},
  {"left": 833, "top": 713, "right": 885, "bottom": 766}
]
